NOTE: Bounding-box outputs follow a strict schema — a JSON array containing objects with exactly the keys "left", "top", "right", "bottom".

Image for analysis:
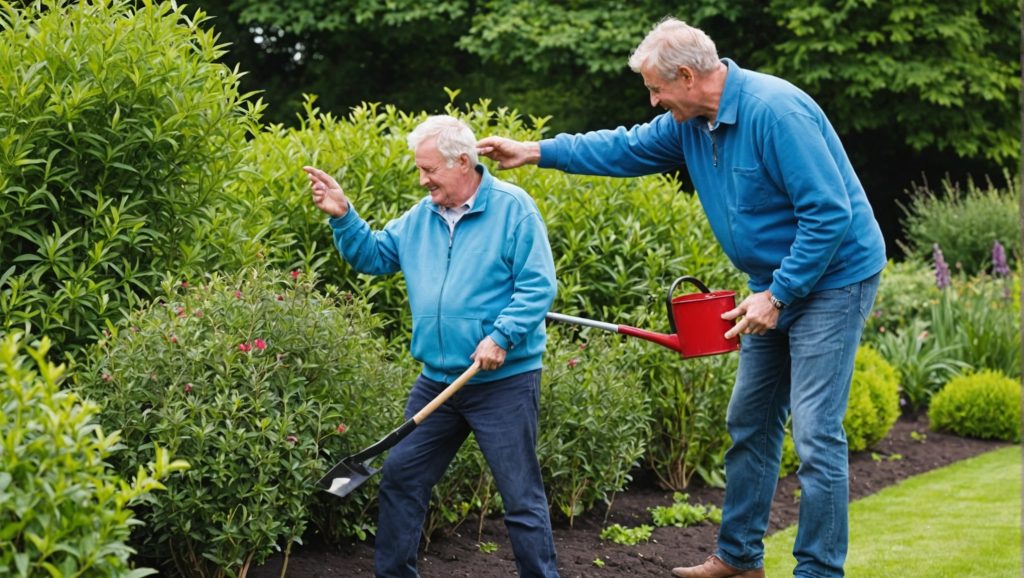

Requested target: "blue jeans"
[
  {"left": 716, "top": 273, "right": 880, "bottom": 578},
  {"left": 374, "top": 369, "right": 559, "bottom": 578}
]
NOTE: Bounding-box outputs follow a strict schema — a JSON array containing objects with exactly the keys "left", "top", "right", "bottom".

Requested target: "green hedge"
[{"left": 0, "top": 0, "right": 260, "bottom": 358}]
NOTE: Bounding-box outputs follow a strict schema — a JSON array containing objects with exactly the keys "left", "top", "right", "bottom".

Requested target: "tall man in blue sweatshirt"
[
  {"left": 305, "top": 115, "right": 560, "bottom": 578},
  {"left": 478, "top": 17, "right": 885, "bottom": 578}
]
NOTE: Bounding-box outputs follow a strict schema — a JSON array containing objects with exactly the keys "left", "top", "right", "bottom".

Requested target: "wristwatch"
[{"left": 769, "top": 294, "right": 787, "bottom": 311}]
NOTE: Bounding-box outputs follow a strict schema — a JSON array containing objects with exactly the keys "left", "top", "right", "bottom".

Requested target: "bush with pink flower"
[{"left": 75, "top": 265, "right": 415, "bottom": 576}]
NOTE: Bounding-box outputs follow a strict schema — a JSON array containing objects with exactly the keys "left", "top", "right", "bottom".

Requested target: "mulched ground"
[{"left": 250, "top": 412, "right": 1009, "bottom": 578}]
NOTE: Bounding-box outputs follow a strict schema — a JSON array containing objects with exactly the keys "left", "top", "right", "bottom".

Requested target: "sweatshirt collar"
[{"left": 709, "top": 58, "right": 743, "bottom": 129}]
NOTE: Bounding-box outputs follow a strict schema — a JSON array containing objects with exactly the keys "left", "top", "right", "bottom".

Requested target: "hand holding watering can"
[
  {"left": 546, "top": 276, "right": 742, "bottom": 358},
  {"left": 721, "top": 289, "right": 782, "bottom": 339}
]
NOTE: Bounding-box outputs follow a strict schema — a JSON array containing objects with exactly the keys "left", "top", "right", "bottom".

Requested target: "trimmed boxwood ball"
[
  {"left": 778, "top": 345, "right": 901, "bottom": 476},
  {"left": 844, "top": 345, "right": 902, "bottom": 452},
  {"left": 929, "top": 370, "right": 1021, "bottom": 442}
]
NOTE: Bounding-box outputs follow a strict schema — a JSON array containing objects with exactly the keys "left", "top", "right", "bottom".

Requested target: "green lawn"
[{"left": 764, "top": 446, "right": 1021, "bottom": 578}]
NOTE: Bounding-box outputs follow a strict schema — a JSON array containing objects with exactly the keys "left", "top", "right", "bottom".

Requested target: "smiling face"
[
  {"left": 641, "top": 65, "right": 695, "bottom": 123},
  {"left": 414, "top": 137, "right": 476, "bottom": 208}
]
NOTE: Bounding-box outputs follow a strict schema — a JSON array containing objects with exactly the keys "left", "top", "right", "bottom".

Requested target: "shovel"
[{"left": 318, "top": 361, "right": 481, "bottom": 498}]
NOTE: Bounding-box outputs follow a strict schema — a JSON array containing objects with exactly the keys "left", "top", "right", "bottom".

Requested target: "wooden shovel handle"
[{"left": 412, "top": 362, "right": 481, "bottom": 424}]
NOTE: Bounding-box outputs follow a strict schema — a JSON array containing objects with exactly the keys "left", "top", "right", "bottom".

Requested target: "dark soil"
[{"left": 250, "top": 412, "right": 1008, "bottom": 578}]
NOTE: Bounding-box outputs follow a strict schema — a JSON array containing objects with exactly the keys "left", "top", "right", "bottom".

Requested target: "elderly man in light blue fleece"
[
  {"left": 477, "top": 17, "right": 885, "bottom": 578},
  {"left": 305, "top": 115, "right": 559, "bottom": 578}
]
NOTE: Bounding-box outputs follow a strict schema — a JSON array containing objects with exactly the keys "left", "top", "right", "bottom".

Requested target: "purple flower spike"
[
  {"left": 992, "top": 240, "right": 1010, "bottom": 277},
  {"left": 932, "top": 243, "right": 951, "bottom": 290}
]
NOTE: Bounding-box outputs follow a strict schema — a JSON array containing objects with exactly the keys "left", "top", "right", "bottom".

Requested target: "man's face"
[
  {"left": 641, "top": 66, "right": 693, "bottom": 122},
  {"left": 415, "top": 138, "right": 471, "bottom": 208}
]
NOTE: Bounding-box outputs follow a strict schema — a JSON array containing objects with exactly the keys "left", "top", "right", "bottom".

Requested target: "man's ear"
[{"left": 677, "top": 65, "right": 694, "bottom": 84}]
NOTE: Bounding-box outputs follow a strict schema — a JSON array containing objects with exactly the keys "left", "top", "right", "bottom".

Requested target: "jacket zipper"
[{"left": 436, "top": 212, "right": 455, "bottom": 371}]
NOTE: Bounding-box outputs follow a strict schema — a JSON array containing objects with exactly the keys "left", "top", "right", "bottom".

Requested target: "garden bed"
[{"left": 250, "top": 411, "right": 1008, "bottom": 577}]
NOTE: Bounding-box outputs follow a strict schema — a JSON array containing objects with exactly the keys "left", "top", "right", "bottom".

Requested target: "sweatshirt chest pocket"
[{"left": 732, "top": 165, "right": 785, "bottom": 213}]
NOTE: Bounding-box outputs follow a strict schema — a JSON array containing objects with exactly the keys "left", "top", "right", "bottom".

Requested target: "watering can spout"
[{"left": 617, "top": 325, "right": 684, "bottom": 355}]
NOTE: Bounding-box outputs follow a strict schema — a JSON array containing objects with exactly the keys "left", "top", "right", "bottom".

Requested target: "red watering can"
[{"left": 546, "top": 276, "right": 740, "bottom": 358}]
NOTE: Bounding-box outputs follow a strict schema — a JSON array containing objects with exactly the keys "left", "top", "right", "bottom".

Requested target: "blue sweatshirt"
[
  {"left": 539, "top": 59, "right": 886, "bottom": 305},
  {"left": 328, "top": 165, "right": 557, "bottom": 384}
]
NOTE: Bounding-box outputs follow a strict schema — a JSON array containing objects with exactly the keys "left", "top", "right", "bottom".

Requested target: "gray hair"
[
  {"left": 628, "top": 17, "right": 719, "bottom": 80},
  {"left": 406, "top": 115, "right": 478, "bottom": 167}
]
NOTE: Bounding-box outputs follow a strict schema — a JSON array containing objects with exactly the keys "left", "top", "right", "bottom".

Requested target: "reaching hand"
[
  {"left": 475, "top": 137, "right": 541, "bottom": 170},
  {"left": 303, "top": 166, "right": 350, "bottom": 218}
]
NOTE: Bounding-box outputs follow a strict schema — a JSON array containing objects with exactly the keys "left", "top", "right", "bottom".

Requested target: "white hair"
[
  {"left": 628, "top": 17, "right": 720, "bottom": 80},
  {"left": 406, "top": 115, "right": 478, "bottom": 166}
]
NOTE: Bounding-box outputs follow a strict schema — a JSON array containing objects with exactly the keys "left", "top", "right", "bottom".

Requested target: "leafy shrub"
[
  {"left": 537, "top": 328, "right": 651, "bottom": 525},
  {"left": 900, "top": 174, "right": 1020, "bottom": 276},
  {"left": 844, "top": 346, "right": 901, "bottom": 452},
  {"left": 642, "top": 352, "right": 737, "bottom": 490},
  {"left": 0, "top": 0, "right": 260, "bottom": 358},
  {"left": 0, "top": 333, "right": 186, "bottom": 578},
  {"left": 73, "top": 266, "right": 413, "bottom": 575},
  {"left": 929, "top": 370, "right": 1021, "bottom": 442}
]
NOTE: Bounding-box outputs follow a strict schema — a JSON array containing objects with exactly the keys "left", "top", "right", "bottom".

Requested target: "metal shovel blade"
[{"left": 318, "top": 458, "right": 379, "bottom": 498}]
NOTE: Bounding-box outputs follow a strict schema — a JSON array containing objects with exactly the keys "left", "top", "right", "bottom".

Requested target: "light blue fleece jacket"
[
  {"left": 328, "top": 165, "right": 556, "bottom": 384},
  {"left": 539, "top": 59, "right": 886, "bottom": 305}
]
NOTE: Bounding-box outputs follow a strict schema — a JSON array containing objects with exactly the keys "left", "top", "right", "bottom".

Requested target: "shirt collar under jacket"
[{"left": 430, "top": 164, "right": 491, "bottom": 217}]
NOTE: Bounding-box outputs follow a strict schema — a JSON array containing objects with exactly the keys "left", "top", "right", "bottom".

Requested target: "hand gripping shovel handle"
[{"left": 319, "top": 361, "right": 481, "bottom": 497}]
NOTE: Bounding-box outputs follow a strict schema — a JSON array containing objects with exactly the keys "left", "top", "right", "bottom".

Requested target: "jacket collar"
[{"left": 705, "top": 58, "right": 742, "bottom": 130}]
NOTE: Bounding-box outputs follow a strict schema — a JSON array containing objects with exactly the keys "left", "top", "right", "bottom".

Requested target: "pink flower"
[
  {"left": 101, "top": 373, "right": 113, "bottom": 382},
  {"left": 194, "top": 309, "right": 204, "bottom": 318},
  {"left": 253, "top": 338, "right": 267, "bottom": 350},
  {"left": 181, "top": 281, "right": 189, "bottom": 288},
  {"left": 170, "top": 335, "right": 178, "bottom": 344},
  {"left": 184, "top": 383, "right": 193, "bottom": 393},
  {"left": 290, "top": 270, "right": 301, "bottom": 279},
  {"left": 175, "top": 307, "right": 186, "bottom": 318},
  {"left": 276, "top": 295, "right": 284, "bottom": 301},
  {"left": 578, "top": 343, "right": 587, "bottom": 350},
  {"left": 337, "top": 423, "right": 348, "bottom": 434},
  {"left": 238, "top": 342, "right": 252, "bottom": 352},
  {"left": 234, "top": 290, "right": 243, "bottom": 299},
  {"left": 286, "top": 435, "right": 299, "bottom": 444},
  {"left": 567, "top": 358, "right": 579, "bottom": 369}
]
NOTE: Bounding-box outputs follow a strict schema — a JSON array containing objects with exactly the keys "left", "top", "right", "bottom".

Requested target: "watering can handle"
[{"left": 666, "top": 276, "right": 711, "bottom": 334}]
